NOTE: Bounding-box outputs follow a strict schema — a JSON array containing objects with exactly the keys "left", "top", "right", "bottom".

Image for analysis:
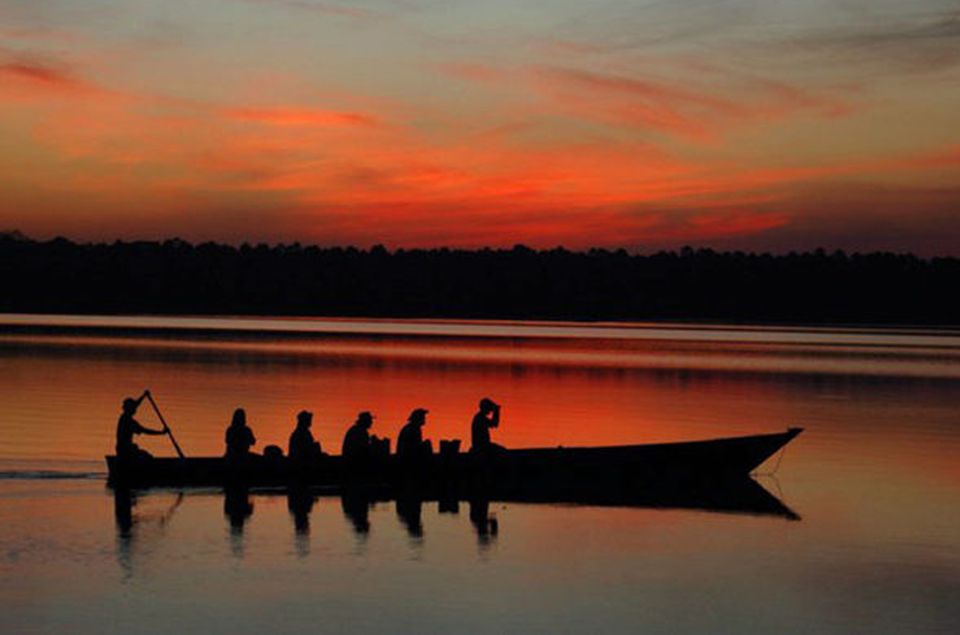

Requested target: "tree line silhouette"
[{"left": 2, "top": 231, "right": 958, "bottom": 324}]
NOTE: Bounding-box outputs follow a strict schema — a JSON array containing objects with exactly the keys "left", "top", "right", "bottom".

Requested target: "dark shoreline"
[{"left": 4, "top": 233, "right": 959, "bottom": 326}]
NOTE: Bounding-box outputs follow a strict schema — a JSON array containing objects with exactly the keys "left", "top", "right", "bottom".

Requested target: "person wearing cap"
[
  {"left": 342, "top": 411, "right": 375, "bottom": 460},
  {"left": 289, "top": 410, "right": 323, "bottom": 462},
  {"left": 225, "top": 408, "right": 257, "bottom": 459},
  {"left": 397, "top": 408, "right": 433, "bottom": 460},
  {"left": 116, "top": 391, "right": 166, "bottom": 459},
  {"left": 470, "top": 397, "right": 504, "bottom": 454}
]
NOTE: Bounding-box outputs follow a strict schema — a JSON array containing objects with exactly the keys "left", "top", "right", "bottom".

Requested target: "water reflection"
[
  {"left": 7, "top": 324, "right": 960, "bottom": 468},
  {"left": 341, "top": 488, "right": 372, "bottom": 538},
  {"left": 111, "top": 476, "right": 797, "bottom": 569},
  {"left": 395, "top": 491, "right": 424, "bottom": 539},
  {"left": 6, "top": 474, "right": 940, "bottom": 634},
  {"left": 469, "top": 498, "right": 498, "bottom": 549},
  {"left": 223, "top": 486, "right": 253, "bottom": 558},
  {"left": 287, "top": 486, "right": 318, "bottom": 557},
  {"left": 4, "top": 317, "right": 954, "bottom": 634},
  {"left": 286, "top": 486, "right": 317, "bottom": 535},
  {"left": 113, "top": 487, "right": 183, "bottom": 578}
]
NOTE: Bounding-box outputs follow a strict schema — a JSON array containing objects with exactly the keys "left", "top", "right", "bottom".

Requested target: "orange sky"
[{"left": 1, "top": 1, "right": 959, "bottom": 253}]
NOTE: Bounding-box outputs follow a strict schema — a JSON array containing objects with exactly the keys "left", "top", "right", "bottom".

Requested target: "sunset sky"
[{"left": 1, "top": 1, "right": 958, "bottom": 253}]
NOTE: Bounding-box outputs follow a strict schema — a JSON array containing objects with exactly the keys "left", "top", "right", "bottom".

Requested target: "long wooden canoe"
[{"left": 106, "top": 427, "right": 802, "bottom": 489}]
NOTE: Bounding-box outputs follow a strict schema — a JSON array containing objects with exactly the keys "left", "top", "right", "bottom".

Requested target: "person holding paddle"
[{"left": 116, "top": 391, "right": 167, "bottom": 460}]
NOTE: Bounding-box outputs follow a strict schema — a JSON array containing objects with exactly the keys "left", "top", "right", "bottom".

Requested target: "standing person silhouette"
[
  {"left": 225, "top": 408, "right": 256, "bottom": 458},
  {"left": 115, "top": 392, "right": 166, "bottom": 459},
  {"left": 470, "top": 397, "right": 504, "bottom": 454}
]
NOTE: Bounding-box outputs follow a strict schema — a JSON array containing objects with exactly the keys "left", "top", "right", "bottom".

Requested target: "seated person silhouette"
[
  {"left": 116, "top": 392, "right": 166, "bottom": 460},
  {"left": 397, "top": 408, "right": 433, "bottom": 461},
  {"left": 342, "top": 411, "right": 375, "bottom": 460},
  {"left": 470, "top": 397, "right": 504, "bottom": 454},
  {"left": 289, "top": 410, "right": 323, "bottom": 462},
  {"left": 225, "top": 408, "right": 257, "bottom": 459}
]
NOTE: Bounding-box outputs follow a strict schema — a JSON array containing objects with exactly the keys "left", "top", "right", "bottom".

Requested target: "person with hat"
[
  {"left": 289, "top": 410, "right": 323, "bottom": 462},
  {"left": 225, "top": 407, "right": 257, "bottom": 459},
  {"left": 342, "top": 411, "right": 376, "bottom": 460},
  {"left": 116, "top": 391, "right": 167, "bottom": 460},
  {"left": 397, "top": 408, "right": 433, "bottom": 460},
  {"left": 470, "top": 397, "right": 504, "bottom": 454}
]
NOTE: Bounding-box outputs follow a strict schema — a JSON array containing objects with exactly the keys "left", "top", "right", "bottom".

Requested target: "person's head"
[
  {"left": 231, "top": 408, "right": 246, "bottom": 427},
  {"left": 408, "top": 408, "right": 429, "bottom": 426},
  {"left": 356, "top": 411, "right": 374, "bottom": 429},
  {"left": 122, "top": 397, "right": 139, "bottom": 414},
  {"left": 297, "top": 410, "right": 313, "bottom": 428},
  {"left": 479, "top": 397, "right": 497, "bottom": 414}
]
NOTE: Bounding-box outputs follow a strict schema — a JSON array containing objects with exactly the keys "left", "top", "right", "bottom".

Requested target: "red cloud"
[{"left": 4, "top": 48, "right": 932, "bottom": 252}]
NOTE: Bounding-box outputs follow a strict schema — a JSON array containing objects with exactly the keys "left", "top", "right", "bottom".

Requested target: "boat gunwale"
[{"left": 106, "top": 427, "right": 804, "bottom": 465}]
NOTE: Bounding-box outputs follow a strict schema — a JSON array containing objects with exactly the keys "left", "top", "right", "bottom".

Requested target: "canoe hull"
[{"left": 106, "top": 428, "right": 802, "bottom": 489}]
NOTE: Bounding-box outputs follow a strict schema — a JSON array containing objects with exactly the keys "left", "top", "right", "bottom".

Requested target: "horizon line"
[{"left": 2, "top": 230, "right": 955, "bottom": 259}]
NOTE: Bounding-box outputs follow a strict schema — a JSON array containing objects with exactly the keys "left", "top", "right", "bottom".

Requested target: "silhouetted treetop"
[{"left": 1, "top": 232, "right": 958, "bottom": 324}]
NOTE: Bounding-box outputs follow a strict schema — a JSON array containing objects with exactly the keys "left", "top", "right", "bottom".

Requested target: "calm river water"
[{"left": 1, "top": 315, "right": 958, "bottom": 634}]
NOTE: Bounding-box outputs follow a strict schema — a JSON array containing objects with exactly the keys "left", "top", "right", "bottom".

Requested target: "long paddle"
[{"left": 144, "top": 391, "right": 186, "bottom": 459}]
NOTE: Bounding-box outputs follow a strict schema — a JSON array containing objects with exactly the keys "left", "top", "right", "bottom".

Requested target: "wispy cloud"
[
  {"left": 538, "top": 73, "right": 720, "bottom": 139},
  {"left": 225, "top": 107, "right": 379, "bottom": 127},
  {"left": 0, "top": 26, "right": 81, "bottom": 43},
  {"left": 439, "top": 63, "right": 504, "bottom": 84},
  {"left": 531, "top": 66, "right": 853, "bottom": 141},
  {"left": 778, "top": 9, "right": 960, "bottom": 71},
  {"left": 2, "top": 1, "right": 957, "bottom": 252},
  {"left": 896, "top": 144, "right": 960, "bottom": 169},
  {"left": 0, "top": 58, "right": 100, "bottom": 95},
  {"left": 242, "top": 0, "right": 380, "bottom": 19}
]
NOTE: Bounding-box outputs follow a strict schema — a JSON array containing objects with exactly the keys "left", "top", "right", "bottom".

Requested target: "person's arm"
[
  {"left": 134, "top": 390, "right": 167, "bottom": 435},
  {"left": 134, "top": 418, "right": 166, "bottom": 436},
  {"left": 489, "top": 405, "right": 500, "bottom": 429}
]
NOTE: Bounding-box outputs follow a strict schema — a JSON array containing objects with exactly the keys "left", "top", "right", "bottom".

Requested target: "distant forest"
[{"left": 2, "top": 232, "right": 959, "bottom": 325}]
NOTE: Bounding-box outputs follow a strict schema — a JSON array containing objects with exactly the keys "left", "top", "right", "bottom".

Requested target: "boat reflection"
[
  {"left": 113, "top": 487, "right": 184, "bottom": 578},
  {"left": 112, "top": 476, "right": 798, "bottom": 566},
  {"left": 341, "top": 488, "right": 372, "bottom": 537},
  {"left": 287, "top": 486, "right": 318, "bottom": 557},
  {"left": 396, "top": 492, "right": 424, "bottom": 539},
  {"left": 287, "top": 485, "right": 318, "bottom": 535},
  {"left": 469, "top": 498, "right": 498, "bottom": 549},
  {"left": 224, "top": 485, "right": 253, "bottom": 557}
]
